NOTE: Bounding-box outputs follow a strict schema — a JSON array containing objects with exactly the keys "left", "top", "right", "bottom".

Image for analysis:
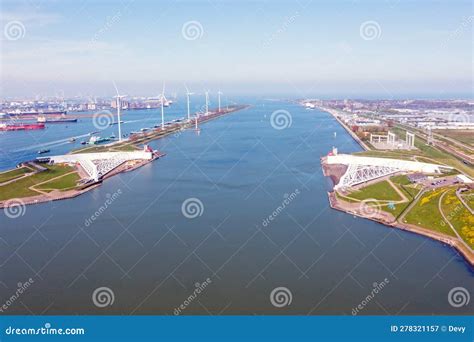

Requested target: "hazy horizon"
[{"left": 1, "top": 0, "right": 473, "bottom": 98}]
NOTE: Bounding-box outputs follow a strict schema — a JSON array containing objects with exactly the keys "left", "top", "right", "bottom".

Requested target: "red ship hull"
[{"left": 0, "top": 123, "right": 45, "bottom": 131}]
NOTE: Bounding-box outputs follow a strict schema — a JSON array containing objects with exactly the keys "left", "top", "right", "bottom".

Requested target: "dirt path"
[
  {"left": 30, "top": 171, "right": 78, "bottom": 194},
  {"left": 456, "top": 189, "right": 474, "bottom": 215},
  {"left": 438, "top": 190, "right": 472, "bottom": 252}
]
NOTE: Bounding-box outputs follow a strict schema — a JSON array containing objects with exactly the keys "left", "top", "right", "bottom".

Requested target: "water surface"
[{"left": 0, "top": 98, "right": 472, "bottom": 315}]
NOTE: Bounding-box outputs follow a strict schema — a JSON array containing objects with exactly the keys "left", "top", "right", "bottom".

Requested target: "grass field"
[
  {"left": 440, "top": 189, "right": 474, "bottom": 248},
  {"left": 434, "top": 129, "right": 474, "bottom": 147},
  {"left": 404, "top": 189, "right": 455, "bottom": 237},
  {"left": 36, "top": 172, "right": 81, "bottom": 192},
  {"left": 348, "top": 180, "right": 402, "bottom": 202},
  {"left": 461, "top": 190, "right": 474, "bottom": 211},
  {"left": 0, "top": 167, "right": 31, "bottom": 183},
  {"left": 0, "top": 164, "right": 76, "bottom": 201},
  {"left": 390, "top": 175, "right": 422, "bottom": 199},
  {"left": 390, "top": 126, "right": 473, "bottom": 178}
]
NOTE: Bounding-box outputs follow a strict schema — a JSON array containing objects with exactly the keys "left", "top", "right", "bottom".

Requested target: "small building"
[
  {"left": 456, "top": 174, "right": 473, "bottom": 184},
  {"left": 408, "top": 173, "right": 427, "bottom": 183}
]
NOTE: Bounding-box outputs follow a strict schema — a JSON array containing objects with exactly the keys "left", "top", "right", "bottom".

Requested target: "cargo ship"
[
  {"left": 8, "top": 110, "right": 67, "bottom": 117},
  {"left": 0, "top": 123, "right": 45, "bottom": 131},
  {"left": 37, "top": 115, "right": 77, "bottom": 124}
]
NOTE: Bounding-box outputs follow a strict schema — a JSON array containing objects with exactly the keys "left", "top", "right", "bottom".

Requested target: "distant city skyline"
[{"left": 1, "top": 0, "right": 473, "bottom": 98}]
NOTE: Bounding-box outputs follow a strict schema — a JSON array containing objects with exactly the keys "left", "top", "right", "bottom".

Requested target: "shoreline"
[
  {"left": 311, "top": 102, "right": 474, "bottom": 267},
  {"left": 327, "top": 190, "right": 474, "bottom": 267},
  {"left": 316, "top": 106, "right": 370, "bottom": 151},
  {"left": 1, "top": 106, "right": 249, "bottom": 209}
]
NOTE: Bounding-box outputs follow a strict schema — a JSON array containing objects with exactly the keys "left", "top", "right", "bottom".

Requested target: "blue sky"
[{"left": 1, "top": 0, "right": 472, "bottom": 98}]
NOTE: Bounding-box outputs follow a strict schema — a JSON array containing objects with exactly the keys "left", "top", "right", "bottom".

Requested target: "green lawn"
[
  {"left": 36, "top": 172, "right": 80, "bottom": 192},
  {"left": 390, "top": 175, "right": 411, "bottom": 186},
  {"left": 380, "top": 201, "right": 409, "bottom": 218},
  {"left": 347, "top": 180, "right": 402, "bottom": 202},
  {"left": 391, "top": 126, "right": 473, "bottom": 178},
  {"left": 461, "top": 190, "right": 474, "bottom": 211},
  {"left": 334, "top": 191, "right": 358, "bottom": 203},
  {"left": 0, "top": 164, "right": 75, "bottom": 201},
  {"left": 440, "top": 189, "right": 474, "bottom": 248},
  {"left": 404, "top": 189, "right": 455, "bottom": 237},
  {"left": 434, "top": 129, "right": 474, "bottom": 147},
  {"left": 0, "top": 167, "right": 31, "bottom": 183}
]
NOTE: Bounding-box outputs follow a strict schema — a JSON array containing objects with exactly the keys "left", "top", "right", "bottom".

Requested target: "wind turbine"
[
  {"left": 205, "top": 90, "right": 209, "bottom": 116},
  {"left": 160, "top": 82, "right": 167, "bottom": 130},
  {"left": 113, "top": 81, "right": 125, "bottom": 142},
  {"left": 185, "top": 84, "right": 194, "bottom": 122},
  {"left": 217, "top": 90, "right": 222, "bottom": 112}
]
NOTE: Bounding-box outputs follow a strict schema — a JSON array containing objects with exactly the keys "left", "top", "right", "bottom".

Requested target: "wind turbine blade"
[
  {"left": 112, "top": 80, "right": 119, "bottom": 96},
  {"left": 162, "top": 81, "right": 166, "bottom": 95},
  {"left": 184, "top": 83, "right": 189, "bottom": 94}
]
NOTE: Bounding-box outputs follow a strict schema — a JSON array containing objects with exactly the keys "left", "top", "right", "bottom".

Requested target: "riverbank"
[
  {"left": 327, "top": 191, "right": 474, "bottom": 266},
  {"left": 1, "top": 105, "right": 249, "bottom": 209},
  {"left": 0, "top": 151, "right": 165, "bottom": 209},
  {"left": 317, "top": 106, "right": 370, "bottom": 151}
]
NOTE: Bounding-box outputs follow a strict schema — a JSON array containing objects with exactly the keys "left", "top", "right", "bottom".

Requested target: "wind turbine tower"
[
  {"left": 160, "top": 82, "right": 167, "bottom": 130},
  {"left": 113, "top": 82, "right": 125, "bottom": 142},
  {"left": 218, "top": 90, "right": 222, "bottom": 112},
  {"left": 185, "top": 85, "right": 193, "bottom": 122},
  {"left": 205, "top": 90, "right": 209, "bottom": 116}
]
